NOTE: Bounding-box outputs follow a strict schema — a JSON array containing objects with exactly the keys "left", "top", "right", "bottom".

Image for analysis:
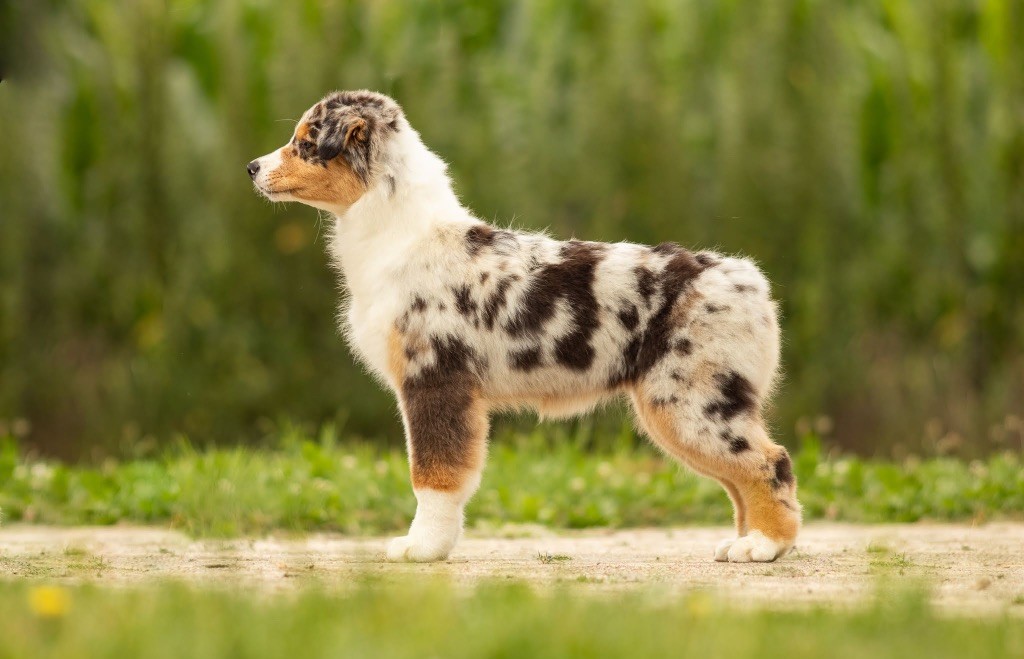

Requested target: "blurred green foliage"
[
  {"left": 1, "top": 0, "right": 1022, "bottom": 457},
  {"left": 1, "top": 430, "right": 1021, "bottom": 536}
]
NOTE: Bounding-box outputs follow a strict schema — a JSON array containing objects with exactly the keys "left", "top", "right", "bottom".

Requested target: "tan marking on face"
[
  {"left": 262, "top": 122, "right": 366, "bottom": 208},
  {"left": 294, "top": 122, "right": 312, "bottom": 142}
]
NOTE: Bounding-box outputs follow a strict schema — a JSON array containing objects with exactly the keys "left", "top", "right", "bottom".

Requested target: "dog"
[{"left": 248, "top": 90, "right": 801, "bottom": 563}]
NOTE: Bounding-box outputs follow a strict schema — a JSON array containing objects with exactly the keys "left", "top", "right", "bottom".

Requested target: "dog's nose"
[{"left": 246, "top": 160, "right": 260, "bottom": 178}]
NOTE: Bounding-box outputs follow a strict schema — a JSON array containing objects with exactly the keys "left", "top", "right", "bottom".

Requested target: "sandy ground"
[{"left": 2, "top": 523, "right": 1022, "bottom": 615}]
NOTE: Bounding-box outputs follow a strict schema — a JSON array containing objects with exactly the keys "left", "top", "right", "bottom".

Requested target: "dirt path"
[{"left": 2, "top": 523, "right": 1022, "bottom": 614}]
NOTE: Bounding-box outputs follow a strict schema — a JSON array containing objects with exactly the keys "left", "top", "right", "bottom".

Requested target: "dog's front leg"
[{"left": 386, "top": 377, "right": 489, "bottom": 563}]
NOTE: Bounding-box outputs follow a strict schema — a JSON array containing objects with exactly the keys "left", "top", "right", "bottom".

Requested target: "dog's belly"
[{"left": 482, "top": 388, "right": 617, "bottom": 419}]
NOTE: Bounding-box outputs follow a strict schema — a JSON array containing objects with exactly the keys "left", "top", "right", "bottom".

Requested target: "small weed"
[
  {"left": 871, "top": 552, "right": 914, "bottom": 573},
  {"left": 889, "top": 554, "right": 914, "bottom": 569},
  {"left": 537, "top": 552, "right": 572, "bottom": 564}
]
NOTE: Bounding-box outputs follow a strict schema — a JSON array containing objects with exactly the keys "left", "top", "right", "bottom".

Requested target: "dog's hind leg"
[{"left": 631, "top": 382, "right": 801, "bottom": 563}]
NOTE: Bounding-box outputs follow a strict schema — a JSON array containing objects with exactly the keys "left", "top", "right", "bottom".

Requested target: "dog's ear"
[{"left": 317, "top": 116, "right": 368, "bottom": 163}]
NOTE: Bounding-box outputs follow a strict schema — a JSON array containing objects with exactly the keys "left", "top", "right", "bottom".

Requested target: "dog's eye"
[{"left": 297, "top": 140, "right": 316, "bottom": 156}]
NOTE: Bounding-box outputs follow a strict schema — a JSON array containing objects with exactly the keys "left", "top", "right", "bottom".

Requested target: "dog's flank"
[{"left": 248, "top": 90, "right": 801, "bottom": 564}]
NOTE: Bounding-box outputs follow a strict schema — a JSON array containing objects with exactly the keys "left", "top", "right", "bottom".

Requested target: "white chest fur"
[{"left": 326, "top": 133, "right": 474, "bottom": 386}]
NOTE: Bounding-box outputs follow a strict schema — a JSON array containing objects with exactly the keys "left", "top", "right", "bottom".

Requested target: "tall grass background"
[{"left": 1, "top": 0, "right": 1022, "bottom": 458}]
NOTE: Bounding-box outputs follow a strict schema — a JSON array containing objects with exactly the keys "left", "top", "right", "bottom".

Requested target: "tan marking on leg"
[
  {"left": 407, "top": 394, "right": 488, "bottom": 492},
  {"left": 631, "top": 393, "right": 798, "bottom": 546},
  {"left": 721, "top": 480, "right": 748, "bottom": 536},
  {"left": 632, "top": 393, "right": 734, "bottom": 476},
  {"left": 387, "top": 326, "right": 407, "bottom": 387},
  {"left": 733, "top": 431, "right": 800, "bottom": 543},
  {"left": 738, "top": 478, "right": 800, "bottom": 543}
]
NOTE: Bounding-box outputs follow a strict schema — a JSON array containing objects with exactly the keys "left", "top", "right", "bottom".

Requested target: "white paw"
[
  {"left": 714, "top": 537, "right": 736, "bottom": 562},
  {"left": 385, "top": 534, "right": 453, "bottom": 563},
  {"left": 725, "top": 531, "right": 788, "bottom": 563}
]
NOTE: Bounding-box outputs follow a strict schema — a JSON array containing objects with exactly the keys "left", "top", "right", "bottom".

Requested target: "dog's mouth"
[{"left": 254, "top": 183, "right": 299, "bottom": 199}]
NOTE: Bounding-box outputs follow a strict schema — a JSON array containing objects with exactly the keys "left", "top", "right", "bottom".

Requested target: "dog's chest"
[{"left": 344, "top": 296, "right": 402, "bottom": 382}]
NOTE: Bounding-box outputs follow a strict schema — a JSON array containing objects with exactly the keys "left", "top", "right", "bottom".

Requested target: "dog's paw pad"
[
  {"left": 385, "top": 535, "right": 451, "bottom": 563},
  {"left": 726, "top": 531, "right": 787, "bottom": 563}
]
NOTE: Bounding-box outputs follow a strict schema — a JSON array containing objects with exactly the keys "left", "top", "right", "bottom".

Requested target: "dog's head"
[{"left": 248, "top": 90, "right": 403, "bottom": 213}]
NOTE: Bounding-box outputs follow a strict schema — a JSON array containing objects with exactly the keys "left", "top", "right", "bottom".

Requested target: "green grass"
[
  {"left": 2, "top": 430, "right": 1021, "bottom": 536},
  {"left": 0, "top": 581, "right": 1021, "bottom": 659}
]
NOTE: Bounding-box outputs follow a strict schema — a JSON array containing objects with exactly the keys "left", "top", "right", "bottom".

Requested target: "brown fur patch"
[
  {"left": 617, "top": 303, "right": 640, "bottom": 331},
  {"left": 703, "top": 371, "right": 757, "bottom": 421},
  {"left": 402, "top": 336, "right": 488, "bottom": 492},
  {"left": 673, "top": 338, "right": 694, "bottom": 356},
  {"left": 465, "top": 225, "right": 496, "bottom": 256},
  {"left": 634, "top": 266, "right": 657, "bottom": 308},
  {"left": 609, "top": 247, "right": 706, "bottom": 387},
  {"left": 408, "top": 395, "right": 488, "bottom": 492},
  {"left": 509, "top": 346, "right": 543, "bottom": 372},
  {"left": 504, "top": 240, "right": 606, "bottom": 371},
  {"left": 481, "top": 275, "right": 518, "bottom": 330},
  {"left": 772, "top": 451, "right": 794, "bottom": 488}
]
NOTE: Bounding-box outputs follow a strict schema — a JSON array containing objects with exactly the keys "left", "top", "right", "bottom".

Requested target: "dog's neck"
[{"left": 329, "top": 125, "right": 475, "bottom": 302}]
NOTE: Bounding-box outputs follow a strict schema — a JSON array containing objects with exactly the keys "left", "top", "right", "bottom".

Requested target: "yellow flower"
[
  {"left": 685, "top": 591, "right": 713, "bottom": 618},
  {"left": 28, "top": 586, "right": 71, "bottom": 618}
]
